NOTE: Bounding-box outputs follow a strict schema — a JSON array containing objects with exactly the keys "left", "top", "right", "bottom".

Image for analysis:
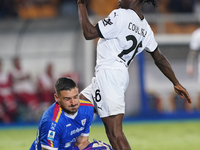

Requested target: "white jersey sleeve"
[
  {"left": 96, "top": 9, "right": 122, "bottom": 39},
  {"left": 190, "top": 28, "right": 200, "bottom": 51},
  {"left": 143, "top": 25, "right": 158, "bottom": 53}
]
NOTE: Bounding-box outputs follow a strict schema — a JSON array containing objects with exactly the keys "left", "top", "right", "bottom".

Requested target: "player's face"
[{"left": 55, "top": 87, "right": 80, "bottom": 115}]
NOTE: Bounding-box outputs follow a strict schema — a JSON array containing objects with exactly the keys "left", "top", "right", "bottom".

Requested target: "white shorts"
[{"left": 81, "top": 68, "right": 129, "bottom": 118}]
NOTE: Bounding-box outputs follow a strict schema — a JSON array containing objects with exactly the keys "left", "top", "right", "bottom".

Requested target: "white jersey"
[
  {"left": 81, "top": 8, "right": 158, "bottom": 117},
  {"left": 190, "top": 28, "right": 200, "bottom": 51},
  {"left": 95, "top": 8, "right": 158, "bottom": 70}
]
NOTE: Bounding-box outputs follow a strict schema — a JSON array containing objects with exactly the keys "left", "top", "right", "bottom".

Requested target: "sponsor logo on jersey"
[
  {"left": 102, "top": 18, "right": 113, "bottom": 26},
  {"left": 81, "top": 119, "right": 86, "bottom": 126},
  {"left": 70, "top": 127, "right": 84, "bottom": 135},
  {"left": 66, "top": 123, "right": 71, "bottom": 127},
  {"left": 97, "top": 106, "right": 103, "bottom": 110},
  {"left": 47, "top": 130, "right": 55, "bottom": 141},
  {"left": 50, "top": 122, "right": 56, "bottom": 130},
  {"left": 65, "top": 142, "right": 71, "bottom": 148}
]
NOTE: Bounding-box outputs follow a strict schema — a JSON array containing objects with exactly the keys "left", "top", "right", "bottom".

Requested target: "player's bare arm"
[
  {"left": 150, "top": 48, "right": 192, "bottom": 104},
  {"left": 77, "top": 0, "right": 99, "bottom": 40},
  {"left": 74, "top": 135, "right": 90, "bottom": 150}
]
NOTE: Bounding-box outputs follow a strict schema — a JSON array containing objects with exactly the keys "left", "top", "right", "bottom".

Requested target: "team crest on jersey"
[
  {"left": 81, "top": 119, "right": 86, "bottom": 126},
  {"left": 102, "top": 18, "right": 113, "bottom": 26},
  {"left": 47, "top": 130, "right": 55, "bottom": 141}
]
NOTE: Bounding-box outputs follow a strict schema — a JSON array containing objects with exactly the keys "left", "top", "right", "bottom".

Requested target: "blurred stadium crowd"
[
  {"left": 0, "top": 54, "right": 81, "bottom": 124},
  {"left": 0, "top": 56, "right": 58, "bottom": 123},
  {"left": 0, "top": 56, "right": 79, "bottom": 123},
  {"left": 0, "top": 0, "right": 199, "bottom": 19},
  {"left": 0, "top": 0, "right": 200, "bottom": 124},
  {"left": 0, "top": 0, "right": 200, "bottom": 34}
]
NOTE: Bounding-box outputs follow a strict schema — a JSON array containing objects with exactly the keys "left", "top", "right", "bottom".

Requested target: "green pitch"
[{"left": 0, "top": 120, "right": 200, "bottom": 150}]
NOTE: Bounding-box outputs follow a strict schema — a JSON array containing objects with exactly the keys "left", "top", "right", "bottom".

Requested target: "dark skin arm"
[
  {"left": 150, "top": 48, "right": 191, "bottom": 103},
  {"left": 77, "top": 0, "right": 99, "bottom": 40}
]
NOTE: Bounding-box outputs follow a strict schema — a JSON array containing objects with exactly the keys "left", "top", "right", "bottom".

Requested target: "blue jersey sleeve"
[
  {"left": 80, "top": 104, "right": 94, "bottom": 136},
  {"left": 40, "top": 120, "right": 62, "bottom": 149}
]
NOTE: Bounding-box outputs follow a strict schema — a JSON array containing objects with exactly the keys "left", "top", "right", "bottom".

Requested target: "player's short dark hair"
[
  {"left": 140, "top": 0, "right": 158, "bottom": 8},
  {"left": 55, "top": 77, "right": 77, "bottom": 95}
]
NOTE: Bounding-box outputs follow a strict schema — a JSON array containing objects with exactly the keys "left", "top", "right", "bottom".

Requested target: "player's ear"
[{"left": 54, "top": 93, "right": 59, "bottom": 102}]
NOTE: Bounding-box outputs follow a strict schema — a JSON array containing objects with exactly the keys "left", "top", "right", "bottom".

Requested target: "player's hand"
[
  {"left": 77, "top": 0, "right": 90, "bottom": 5},
  {"left": 174, "top": 84, "right": 191, "bottom": 104}
]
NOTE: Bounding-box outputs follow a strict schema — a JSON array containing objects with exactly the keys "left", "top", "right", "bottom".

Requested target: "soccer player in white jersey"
[
  {"left": 186, "top": 25, "right": 200, "bottom": 108},
  {"left": 78, "top": 0, "right": 192, "bottom": 149}
]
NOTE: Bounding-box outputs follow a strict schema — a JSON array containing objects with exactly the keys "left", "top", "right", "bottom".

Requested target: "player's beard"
[{"left": 62, "top": 104, "right": 79, "bottom": 115}]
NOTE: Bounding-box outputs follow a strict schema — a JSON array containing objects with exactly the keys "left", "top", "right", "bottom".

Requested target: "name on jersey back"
[{"left": 128, "top": 22, "right": 147, "bottom": 37}]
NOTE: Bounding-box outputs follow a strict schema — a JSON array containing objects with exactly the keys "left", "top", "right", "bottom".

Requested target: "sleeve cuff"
[{"left": 95, "top": 23, "right": 104, "bottom": 38}]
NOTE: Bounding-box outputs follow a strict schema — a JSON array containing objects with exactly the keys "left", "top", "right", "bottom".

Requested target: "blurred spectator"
[
  {"left": 0, "top": 0, "right": 18, "bottom": 19},
  {"left": 0, "top": 58, "right": 18, "bottom": 123},
  {"left": 58, "top": 0, "right": 78, "bottom": 16},
  {"left": 9, "top": 56, "right": 40, "bottom": 121},
  {"left": 16, "top": 0, "right": 58, "bottom": 19},
  {"left": 194, "top": 0, "right": 200, "bottom": 14},
  {"left": 146, "top": 91, "right": 163, "bottom": 113},
  {"left": 167, "top": 0, "right": 195, "bottom": 13},
  {"left": 169, "top": 92, "right": 191, "bottom": 112},
  {"left": 37, "top": 62, "right": 59, "bottom": 110}
]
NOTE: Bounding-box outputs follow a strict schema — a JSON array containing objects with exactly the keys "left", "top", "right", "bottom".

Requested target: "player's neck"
[
  {"left": 133, "top": 8, "right": 143, "bottom": 20},
  {"left": 131, "top": 3, "right": 143, "bottom": 20}
]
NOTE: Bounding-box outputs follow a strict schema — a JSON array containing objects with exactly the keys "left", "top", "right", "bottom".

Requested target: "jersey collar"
[{"left": 64, "top": 111, "right": 78, "bottom": 119}]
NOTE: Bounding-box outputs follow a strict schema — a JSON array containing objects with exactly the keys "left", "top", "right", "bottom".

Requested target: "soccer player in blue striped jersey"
[{"left": 30, "top": 77, "right": 94, "bottom": 150}]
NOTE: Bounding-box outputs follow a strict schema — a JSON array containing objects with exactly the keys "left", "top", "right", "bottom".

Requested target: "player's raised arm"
[
  {"left": 77, "top": 0, "right": 99, "bottom": 40},
  {"left": 150, "top": 48, "right": 192, "bottom": 104}
]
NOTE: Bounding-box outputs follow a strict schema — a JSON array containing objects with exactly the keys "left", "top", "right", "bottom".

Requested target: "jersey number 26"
[{"left": 118, "top": 35, "right": 142, "bottom": 66}]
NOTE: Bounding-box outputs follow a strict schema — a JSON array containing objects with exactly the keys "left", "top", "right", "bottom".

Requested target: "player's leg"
[{"left": 101, "top": 114, "right": 131, "bottom": 150}]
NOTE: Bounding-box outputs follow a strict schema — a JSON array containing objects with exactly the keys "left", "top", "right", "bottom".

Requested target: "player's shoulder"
[
  {"left": 79, "top": 99, "right": 94, "bottom": 112},
  {"left": 110, "top": 8, "right": 129, "bottom": 15},
  {"left": 41, "top": 102, "right": 62, "bottom": 123},
  {"left": 108, "top": 8, "right": 124, "bottom": 17},
  {"left": 79, "top": 99, "right": 93, "bottom": 107}
]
